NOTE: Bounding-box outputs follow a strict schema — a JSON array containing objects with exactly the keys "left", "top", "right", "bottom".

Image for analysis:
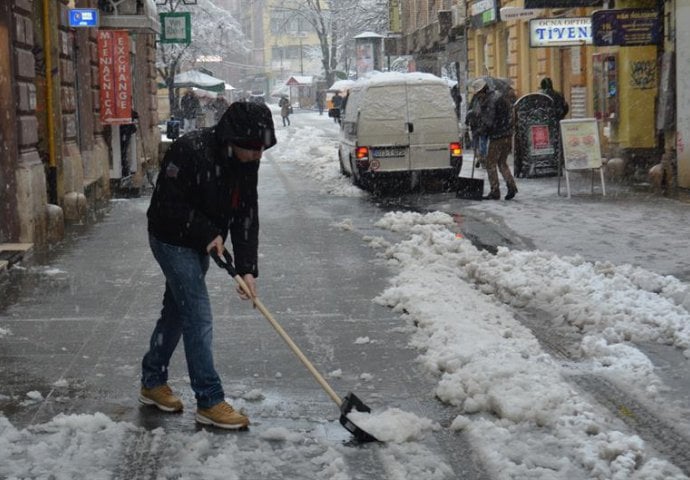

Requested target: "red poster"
[
  {"left": 98, "top": 30, "right": 132, "bottom": 124},
  {"left": 529, "top": 124, "right": 554, "bottom": 155}
]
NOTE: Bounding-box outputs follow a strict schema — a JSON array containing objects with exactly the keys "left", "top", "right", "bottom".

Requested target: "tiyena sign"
[{"left": 529, "top": 17, "right": 593, "bottom": 47}]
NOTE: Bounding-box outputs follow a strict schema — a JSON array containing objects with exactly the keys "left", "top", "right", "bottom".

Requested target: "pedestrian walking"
[
  {"left": 539, "top": 77, "right": 569, "bottom": 121},
  {"left": 180, "top": 89, "right": 201, "bottom": 133},
  {"left": 119, "top": 110, "right": 138, "bottom": 178},
  {"left": 468, "top": 78, "right": 518, "bottom": 200},
  {"left": 209, "top": 94, "right": 229, "bottom": 125},
  {"left": 140, "top": 101, "right": 277, "bottom": 429},
  {"left": 316, "top": 90, "right": 325, "bottom": 115},
  {"left": 330, "top": 92, "right": 343, "bottom": 124},
  {"left": 279, "top": 96, "right": 291, "bottom": 126}
]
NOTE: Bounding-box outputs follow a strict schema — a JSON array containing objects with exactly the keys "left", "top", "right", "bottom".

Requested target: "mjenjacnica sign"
[{"left": 98, "top": 30, "right": 132, "bottom": 124}]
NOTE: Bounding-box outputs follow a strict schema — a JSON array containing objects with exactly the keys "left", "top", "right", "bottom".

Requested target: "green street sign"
[{"left": 159, "top": 12, "right": 191, "bottom": 44}]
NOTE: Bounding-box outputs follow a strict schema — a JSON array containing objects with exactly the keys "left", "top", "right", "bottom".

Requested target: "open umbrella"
[
  {"left": 473, "top": 76, "right": 516, "bottom": 104},
  {"left": 172, "top": 70, "right": 225, "bottom": 93}
]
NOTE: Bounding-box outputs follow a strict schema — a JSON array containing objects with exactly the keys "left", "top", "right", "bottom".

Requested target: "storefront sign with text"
[
  {"left": 530, "top": 17, "right": 592, "bottom": 47},
  {"left": 98, "top": 30, "right": 132, "bottom": 124}
]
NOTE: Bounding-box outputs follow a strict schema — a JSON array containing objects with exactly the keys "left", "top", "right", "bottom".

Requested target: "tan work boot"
[
  {"left": 139, "top": 384, "right": 184, "bottom": 413},
  {"left": 196, "top": 401, "right": 249, "bottom": 430}
]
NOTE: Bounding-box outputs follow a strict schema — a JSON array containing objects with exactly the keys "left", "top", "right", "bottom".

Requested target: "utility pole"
[{"left": 299, "top": 37, "right": 304, "bottom": 75}]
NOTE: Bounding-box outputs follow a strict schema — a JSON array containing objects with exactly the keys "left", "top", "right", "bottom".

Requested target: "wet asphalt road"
[
  {"left": 4, "top": 111, "right": 690, "bottom": 478},
  {"left": 0, "top": 149, "right": 488, "bottom": 478}
]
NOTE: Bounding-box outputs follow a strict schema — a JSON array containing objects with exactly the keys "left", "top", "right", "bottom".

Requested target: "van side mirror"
[{"left": 406, "top": 122, "right": 414, "bottom": 133}]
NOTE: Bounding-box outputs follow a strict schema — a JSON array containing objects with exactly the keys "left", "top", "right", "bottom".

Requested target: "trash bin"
[
  {"left": 513, "top": 93, "right": 561, "bottom": 178},
  {"left": 166, "top": 117, "right": 180, "bottom": 140}
]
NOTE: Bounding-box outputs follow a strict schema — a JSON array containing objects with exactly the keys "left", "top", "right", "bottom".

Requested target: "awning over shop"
[{"left": 171, "top": 70, "right": 226, "bottom": 93}]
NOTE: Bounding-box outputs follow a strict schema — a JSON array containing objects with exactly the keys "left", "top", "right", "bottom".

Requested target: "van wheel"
[
  {"left": 338, "top": 151, "right": 349, "bottom": 177},
  {"left": 349, "top": 156, "right": 362, "bottom": 187}
]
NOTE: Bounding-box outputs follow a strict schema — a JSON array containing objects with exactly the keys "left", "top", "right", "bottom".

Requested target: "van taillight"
[
  {"left": 356, "top": 146, "right": 369, "bottom": 159},
  {"left": 450, "top": 142, "right": 462, "bottom": 157}
]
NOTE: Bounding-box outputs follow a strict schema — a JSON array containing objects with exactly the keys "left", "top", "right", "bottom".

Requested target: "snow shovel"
[
  {"left": 456, "top": 150, "right": 484, "bottom": 200},
  {"left": 211, "top": 250, "right": 379, "bottom": 443}
]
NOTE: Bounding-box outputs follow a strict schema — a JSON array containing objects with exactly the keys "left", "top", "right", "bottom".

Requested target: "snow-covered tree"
[
  {"left": 271, "top": 0, "right": 388, "bottom": 85},
  {"left": 156, "top": 0, "right": 248, "bottom": 115}
]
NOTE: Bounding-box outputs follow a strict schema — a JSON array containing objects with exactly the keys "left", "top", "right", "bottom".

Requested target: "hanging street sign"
[
  {"left": 98, "top": 30, "right": 133, "bottom": 124},
  {"left": 159, "top": 12, "right": 192, "bottom": 44},
  {"left": 68, "top": 8, "right": 99, "bottom": 27}
]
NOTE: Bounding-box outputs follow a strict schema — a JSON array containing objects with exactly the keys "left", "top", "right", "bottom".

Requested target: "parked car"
[{"left": 338, "top": 72, "right": 462, "bottom": 191}]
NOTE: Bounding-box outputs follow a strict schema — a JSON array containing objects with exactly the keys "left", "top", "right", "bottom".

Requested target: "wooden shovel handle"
[{"left": 232, "top": 273, "right": 344, "bottom": 407}]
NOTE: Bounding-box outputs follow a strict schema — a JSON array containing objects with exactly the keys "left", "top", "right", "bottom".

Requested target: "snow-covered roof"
[
  {"left": 285, "top": 76, "right": 314, "bottom": 86},
  {"left": 351, "top": 71, "right": 448, "bottom": 89},
  {"left": 327, "top": 79, "right": 356, "bottom": 93},
  {"left": 354, "top": 31, "right": 384, "bottom": 39}
]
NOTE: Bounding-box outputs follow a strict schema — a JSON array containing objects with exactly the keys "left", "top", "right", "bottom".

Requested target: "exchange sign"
[{"left": 98, "top": 30, "right": 132, "bottom": 124}]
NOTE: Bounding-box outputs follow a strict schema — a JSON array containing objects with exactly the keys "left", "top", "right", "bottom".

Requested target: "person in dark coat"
[
  {"left": 469, "top": 78, "right": 518, "bottom": 200},
  {"left": 540, "top": 77, "right": 569, "bottom": 121},
  {"left": 180, "top": 89, "right": 201, "bottom": 133},
  {"left": 331, "top": 92, "right": 343, "bottom": 123},
  {"left": 141, "top": 101, "right": 277, "bottom": 430},
  {"left": 316, "top": 90, "right": 325, "bottom": 115},
  {"left": 465, "top": 90, "right": 489, "bottom": 168},
  {"left": 209, "top": 94, "right": 229, "bottom": 125},
  {"left": 450, "top": 83, "right": 462, "bottom": 121},
  {"left": 279, "top": 96, "right": 291, "bottom": 126},
  {"left": 120, "top": 110, "right": 138, "bottom": 177}
]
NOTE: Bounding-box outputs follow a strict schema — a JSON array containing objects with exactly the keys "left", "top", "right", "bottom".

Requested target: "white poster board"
[{"left": 559, "top": 118, "right": 606, "bottom": 198}]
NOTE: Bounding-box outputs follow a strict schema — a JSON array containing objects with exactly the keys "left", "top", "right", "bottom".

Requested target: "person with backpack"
[
  {"left": 141, "top": 102, "right": 277, "bottom": 430},
  {"left": 468, "top": 78, "right": 518, "bottom": 200}
]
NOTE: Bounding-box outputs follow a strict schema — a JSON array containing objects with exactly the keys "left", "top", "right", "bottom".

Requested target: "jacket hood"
[{"left": 215, "top": 101, "right": 277, "bottom": 150}]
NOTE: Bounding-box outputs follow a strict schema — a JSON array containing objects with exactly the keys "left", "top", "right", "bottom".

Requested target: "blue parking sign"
[{"left": 69, "top": 9, "right": 99, "bottom": 27}]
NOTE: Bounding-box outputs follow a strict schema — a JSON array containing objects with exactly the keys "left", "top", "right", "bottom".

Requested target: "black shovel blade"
[
  {"left": 456, "top": 177, "right": 484, "bottom": 200},
  {"left": 339, "top": 392, "right": 379, "bottom": 443}
]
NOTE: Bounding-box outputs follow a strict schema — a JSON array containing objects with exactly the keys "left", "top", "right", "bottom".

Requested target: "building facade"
[
  {"left": 0, "top": 0, "right": 160, "bottom": 248},
  {"left": 227, "top": 0, "right": 324, "bottom": 98},
  {"left": 389, "top": 0, "right": 685, "bottom": 188}
]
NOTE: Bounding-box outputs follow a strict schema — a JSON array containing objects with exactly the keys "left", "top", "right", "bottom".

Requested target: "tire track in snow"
[{"left": 516, "top": 308, "right": 690, "bottom": 477}]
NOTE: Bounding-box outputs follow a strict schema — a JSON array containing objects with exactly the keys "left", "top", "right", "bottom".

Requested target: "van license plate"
[{"left": 372, "top": 148, "right": 406, "bottom": 158}]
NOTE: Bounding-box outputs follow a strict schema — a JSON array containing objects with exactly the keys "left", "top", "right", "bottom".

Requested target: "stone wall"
[{"left": 13, "top": 0, "right": 49, "bottom": 244}]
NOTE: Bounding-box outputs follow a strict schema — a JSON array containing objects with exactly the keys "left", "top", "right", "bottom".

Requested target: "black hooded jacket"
[
  {"left": 540, "top": 77, "right": 569, "bottom": 120},
  {"left": 147, "top": 103, "right": 276, "bottom": 277}
]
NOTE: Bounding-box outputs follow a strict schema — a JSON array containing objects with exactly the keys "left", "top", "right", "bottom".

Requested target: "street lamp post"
[{"left": 299, "top": 37, "right": 303, "bottom": 75}]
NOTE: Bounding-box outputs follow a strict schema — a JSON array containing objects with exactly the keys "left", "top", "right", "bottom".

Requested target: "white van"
[{"left": 338, "top": 72, "right": 462, "bottom": 189}]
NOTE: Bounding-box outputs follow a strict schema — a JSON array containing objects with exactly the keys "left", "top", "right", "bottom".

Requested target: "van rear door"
[
  {"left": 406, "top": 84, "right": 458, "bottom": 171},
  {"left": 356, "top": 83, "right": 410, "bottom": 173}
]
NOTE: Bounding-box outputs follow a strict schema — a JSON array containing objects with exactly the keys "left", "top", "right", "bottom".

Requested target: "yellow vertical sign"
[{"left": 388, "top": 0, "right": 401, "bottom": 34}]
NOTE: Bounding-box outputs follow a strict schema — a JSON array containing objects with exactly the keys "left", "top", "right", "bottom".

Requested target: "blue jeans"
[{"left": 142, "top": 235, "right": 224, "bottom": 408}]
